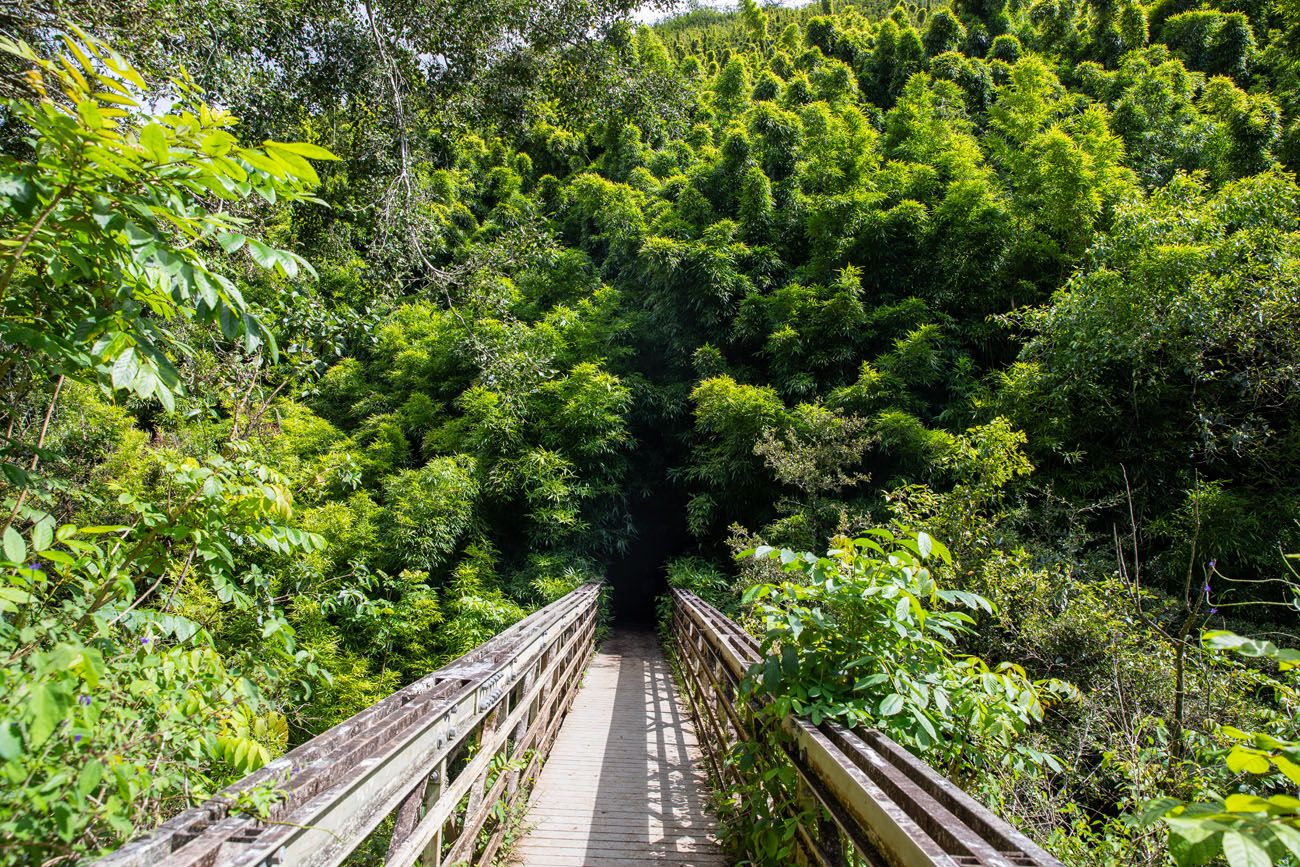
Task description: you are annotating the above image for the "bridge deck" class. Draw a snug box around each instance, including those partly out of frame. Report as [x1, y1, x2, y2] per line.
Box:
[512, 629, 727, 866]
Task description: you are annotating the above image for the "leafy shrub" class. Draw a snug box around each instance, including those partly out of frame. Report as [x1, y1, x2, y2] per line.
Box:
[740, 530, 1077, 774]
[0, 455, 323, 860]
[1147, 631, 1300, 866]
[665, 555, 733, 613]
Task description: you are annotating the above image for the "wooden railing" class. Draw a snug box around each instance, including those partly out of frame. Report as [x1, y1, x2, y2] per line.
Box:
[100, 583, 601, 867]
[671, 588, 1064, 867]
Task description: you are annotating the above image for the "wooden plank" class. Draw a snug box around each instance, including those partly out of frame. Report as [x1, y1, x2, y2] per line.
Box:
[512, 630, 729, 866]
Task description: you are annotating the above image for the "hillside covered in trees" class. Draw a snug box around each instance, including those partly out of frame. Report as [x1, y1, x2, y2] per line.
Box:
[1, 0, 1299, 862]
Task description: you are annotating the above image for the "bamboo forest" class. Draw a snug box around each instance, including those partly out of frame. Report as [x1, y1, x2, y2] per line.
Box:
[1, 0, 1299, 863]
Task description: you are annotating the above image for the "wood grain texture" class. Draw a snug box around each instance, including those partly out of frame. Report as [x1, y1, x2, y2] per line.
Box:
[511, 630, 728, 866]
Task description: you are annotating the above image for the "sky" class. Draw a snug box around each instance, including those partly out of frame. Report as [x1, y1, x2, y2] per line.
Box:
[632, 0, 817, 24]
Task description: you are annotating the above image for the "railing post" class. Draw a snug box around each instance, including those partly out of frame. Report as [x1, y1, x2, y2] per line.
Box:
[467, 706, 500, 818]
[506, 669, 535, 800]
[443, 706, 500, 866]
[420, 759, 447, 867]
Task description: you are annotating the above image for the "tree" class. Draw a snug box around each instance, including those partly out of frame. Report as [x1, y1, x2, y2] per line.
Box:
[740, 0, 769, 46]
[922, 10, 968, 57]
[1003, 171, 1300, 583]
[685, 376, 788, 536]
[753, 402, 872, 546]
[715, 56, 753, 115]
[0, 28, 329, 415]
[1161, 11, 1255, 81]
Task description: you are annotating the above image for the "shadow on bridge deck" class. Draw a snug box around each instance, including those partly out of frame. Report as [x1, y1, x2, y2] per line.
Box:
[511, 629, 728, 866]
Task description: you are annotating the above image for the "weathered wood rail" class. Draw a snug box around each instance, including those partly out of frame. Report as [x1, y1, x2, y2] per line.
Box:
[99, 583, 600, 867]
[671, 588, 1064, 867]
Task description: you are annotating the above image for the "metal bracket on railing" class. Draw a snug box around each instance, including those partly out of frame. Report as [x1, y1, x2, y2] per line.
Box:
[478, 664, 510, 713]
[670, 588, 1063, 867]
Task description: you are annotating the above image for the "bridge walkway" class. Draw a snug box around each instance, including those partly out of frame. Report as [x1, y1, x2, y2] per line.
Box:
[512, 629, 727, 866]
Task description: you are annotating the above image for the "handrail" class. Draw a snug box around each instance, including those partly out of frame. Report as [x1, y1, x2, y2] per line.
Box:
[100, 582, 601, 867]
[671, 587, 1064, 867]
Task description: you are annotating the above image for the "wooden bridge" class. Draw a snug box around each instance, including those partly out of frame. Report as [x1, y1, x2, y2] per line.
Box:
[99, 585, 1064, 867]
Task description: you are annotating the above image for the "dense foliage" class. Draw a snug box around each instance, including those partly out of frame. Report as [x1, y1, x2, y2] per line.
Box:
[3, 0, 1300, 862]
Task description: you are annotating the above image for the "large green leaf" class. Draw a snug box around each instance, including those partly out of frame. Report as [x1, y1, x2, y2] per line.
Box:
[3, 528, 27, 564]
[28, 682, 68, 748]
[1221, 831, 1271, 867]
[264, 140, 339, 160]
